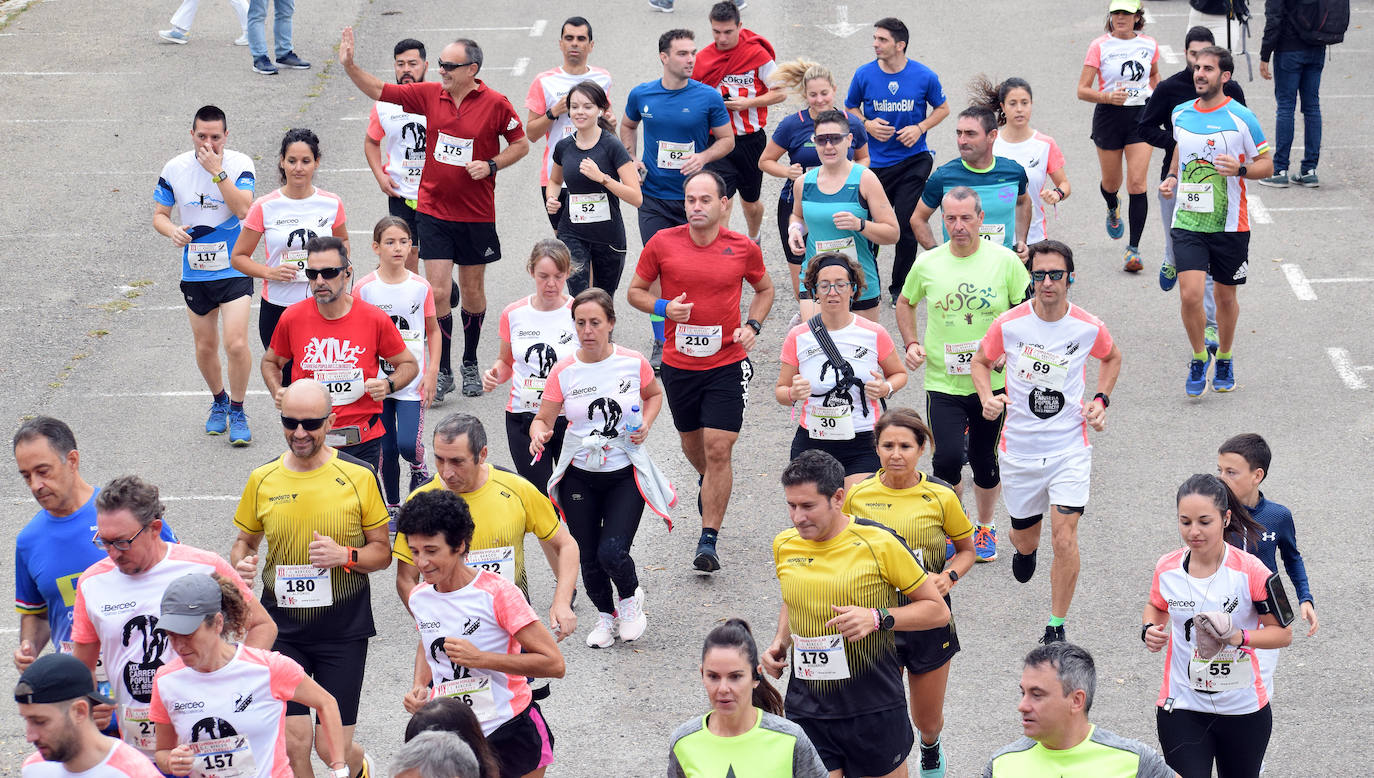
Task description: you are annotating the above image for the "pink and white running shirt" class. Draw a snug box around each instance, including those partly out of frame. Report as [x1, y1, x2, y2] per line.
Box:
[780, 316, 893, 434]
[23, 740, 163, 777]
[243, 188, 347, 306]
[525, 66, 614, 186]
[498, 296, 576, 414]
[993, 132, 1065, 243]
[367, 101, 427, 200]
[980, 302, 1114, 458]
[542, 345, 655, 472]
[149, 645, 305, 778]
[408, 571, 539, 736]
[355, 270, 436, 402]
[1084, 33, 1159, 105]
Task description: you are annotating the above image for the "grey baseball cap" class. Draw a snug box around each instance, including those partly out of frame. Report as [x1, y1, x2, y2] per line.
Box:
[158, 573, 222, 635]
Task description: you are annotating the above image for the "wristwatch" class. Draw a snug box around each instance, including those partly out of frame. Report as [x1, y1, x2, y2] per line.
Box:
[545, 107, 556, 121]
[1094, 392, 1110, 408]
[486, 159, 498, 177]
[386, 376, 396, 394]
[210, 170, 228, 184]
[1140, 623, 1154, 644]
[745, 318, 763, 335]
[876, 607, 895, 631]
[946, 569, 960, 583]
[1237, 164, 1248, 178]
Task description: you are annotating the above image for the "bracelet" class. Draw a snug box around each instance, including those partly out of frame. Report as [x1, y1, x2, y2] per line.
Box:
[857, 218, 866, 232]
[905, 341, 919, 350]
[872, 609, 881, 630]
[788, 222, 805, 233]
[1054, 185, 1066, 200]
[1240, 628, 1249, 647]
[1094, 392, 1110, 408]
[653, 298, 669, 317]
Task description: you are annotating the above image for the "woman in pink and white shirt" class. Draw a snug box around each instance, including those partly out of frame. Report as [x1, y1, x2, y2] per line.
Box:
[977, 76, 1072, 244]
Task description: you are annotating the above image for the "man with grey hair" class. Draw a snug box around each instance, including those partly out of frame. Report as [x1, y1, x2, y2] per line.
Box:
[392, 731, 479, 778]
[983, 642, 1175, 777]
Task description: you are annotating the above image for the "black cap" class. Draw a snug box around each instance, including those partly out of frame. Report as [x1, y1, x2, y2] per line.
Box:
[14, 653, 113, 706]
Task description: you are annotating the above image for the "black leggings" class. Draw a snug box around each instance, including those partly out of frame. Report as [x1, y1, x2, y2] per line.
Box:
[776, 195, 803, 265]
[504, 411, 568, 495]
[1156, 704, 1271, 778]
[258, 299, 292, 384]
[873, 152, 934, 297]
[926, 390, 1003, 489]
[557, 465, 643, 614]
[559, 232, 626, 297]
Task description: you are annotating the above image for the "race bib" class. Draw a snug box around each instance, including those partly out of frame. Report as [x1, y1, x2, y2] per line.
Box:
[315, 367, 365, 406]
[63, 641, 110, 683]
[518, 376, 546, 411]
[1120, 80, 1151, 107]
[807, 403, 855, 441]
[675, 323, 722, 358]
[813, 236, 857, 260]
[978, 224, 1006, 244]
[1189, 647, 1253, 692]
[432, 676, 498, 723]
[275, 564, 332, 608]
[1179, 182, 1214, 213]
[791, 634, 850, 681]
[187, 241, 230, 272]
[121, 704, 156, 751]
[1014, 344, 1069, 391]
[466, 546, 516, 583]
[434, 132, 474, 166]
[190, 736, 257, 778]
[283, 249, 308, 282]
[569, 192, 610, 223]
[945, 340, 980, 376]
[656, 140, 694, 170]
[402, 148, 426, 186]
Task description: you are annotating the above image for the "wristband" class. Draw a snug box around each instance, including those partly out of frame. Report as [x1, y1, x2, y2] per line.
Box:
[857, 218, 866, 232]
[788, 222, 805, 233]
[1054, 185, 1066, 200]
[386, 376, 396, 394]
[1094, 392, 1110, 408]
[653, 298, 670, 317]
[872, 609, 881, 630]
[1240, 628, 1249, 647]
[342, 547, 359, 572]
[905, 341, 920, 351]
[1140, 623, 1153, 644]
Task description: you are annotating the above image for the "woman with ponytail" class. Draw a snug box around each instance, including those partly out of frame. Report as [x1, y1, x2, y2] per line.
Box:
[667, 619, 827, 777]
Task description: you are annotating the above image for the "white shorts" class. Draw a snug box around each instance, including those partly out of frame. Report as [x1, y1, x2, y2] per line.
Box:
[999, 447, 1092, 519]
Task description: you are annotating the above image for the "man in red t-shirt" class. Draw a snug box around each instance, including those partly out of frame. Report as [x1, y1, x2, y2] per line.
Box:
[263, 236, 417, 468]
[339, 27, 529, 401]
[627, 171, 774, 573]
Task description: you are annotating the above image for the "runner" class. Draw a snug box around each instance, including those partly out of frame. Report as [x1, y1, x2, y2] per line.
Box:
[533, 289, 675, 646]
[973, 240, 1122, 644]
[231, 127, 350, 386]
[340, 27, 531, 399]
[758, 60, 869, 301]
[1159, 45, 1272, 396]
[667, 619, 828, 778]
[620, 28, 733, 368]
[546, 82, 641, 296]
[911, 105, 1030, 259]
[776, 253, 906, 484]
[627, 171, 773, 572]
[983, 642, 1173, 777]
[391, 732, 481, 778]
[480, 240, 578, 491]
[693, 1, 784, 242]
[842, 409, 976, 778]
[364, 38, 429, 274]
[71, 475, 275, 761]
[761, 450, 950, 778]
[355, 216, 439, 511]
[1077, 0, 1160, 272]
[392, 412, 580, 647]
[525, 16, 614, 231]
[396, 489, 564, 778]
[261, 236, 418, 468]
[845, 17, 950, 304]
[230, 379, 392, 778]
[158, 0, 248, 46]
[898, 187, 1030, 563]
[1142, 474, 1293, 777]
[149, 573, 348, 778]
[785, 109, 899, 322]
[154, 105, 256, 445]
[17, 653, 162, 777]
[974, 78, 1072, 244]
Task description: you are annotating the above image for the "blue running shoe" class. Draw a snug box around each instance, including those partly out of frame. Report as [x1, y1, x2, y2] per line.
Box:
[228, 408, 251, 446]
[973, 525, 997, 562]
[647, 0, 675, 11]
[1212, 358, 1236, 392]
[945, 537, 955, 563]
[1204, 325, 1219, 356]
[1106, 207, 1124, 239]
[1186, 356, 1211, 397]
[1123, 246, 1143, 273]
[918, 740, 946, 778]
[1158, 262, 1177, 291]
[205, 396, 229, 435]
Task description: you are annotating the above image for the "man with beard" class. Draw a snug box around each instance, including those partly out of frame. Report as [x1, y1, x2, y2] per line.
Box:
[365, 38, 430, 274]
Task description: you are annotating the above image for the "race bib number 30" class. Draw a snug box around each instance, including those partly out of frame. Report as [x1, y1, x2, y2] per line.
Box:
[945, 340, 980, 376]
[275, 564, 332, 607]
[1179, 182, 1214, 213]
[187, 241, 230, 272]
[1014, 345, 1069, 391]
[807, 403, 855, 441]
[791, 634, 850, 681]
[466, 546, 516, 583]
[190, 736, 257, 778]
[675, 323, 722, 358]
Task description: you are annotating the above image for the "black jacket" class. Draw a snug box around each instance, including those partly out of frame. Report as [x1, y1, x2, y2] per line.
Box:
[1138, 68, 1248, 180]
[1261, 0, 1325, 61]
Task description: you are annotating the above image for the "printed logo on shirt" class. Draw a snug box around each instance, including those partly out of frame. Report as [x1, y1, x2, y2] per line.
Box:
[523, 343, 559, 377]
[1028, 387, 1065, 419]
[618, 377, 633, 393]
[190, 717, 238, 741]
[558, 331, 574, 344]
[785, 557, 815, 567]
[428, 637, 469, 682]
[873, 99, 915, 112]
[402, 123, 426, 157]
[286, 228, 317, 250]
[1121, 59, 1146, 82]
[1261, 532, 1277, 542]
[887, 81, 899, 95]
[102, 601, 138, 614]
[588, 397, 623, 437]
[234, 692, 254, 713]
[186, 193, 224, 211]
[507, 117, 519, 131]
[121, 615, 169, 703]
[268, 493, 298, 504]
[171, 700, 205, 712]
[299, 338, 365, 370]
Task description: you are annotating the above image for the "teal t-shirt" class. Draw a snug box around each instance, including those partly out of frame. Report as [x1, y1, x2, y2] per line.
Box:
[921, 156, 1028, 250]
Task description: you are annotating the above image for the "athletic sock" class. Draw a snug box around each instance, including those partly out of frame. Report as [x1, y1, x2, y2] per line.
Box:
[1100, 185, 1119, 211]
[437, 313, 454, 372]
[228, 400, 244, 412]
[651, 316, 665, 343]
[212, 390, 228, 404]
[1048, 615, 1066, 628]
[1128, 192, 1148, 245]
[1193, 351, 1208, 362]
[461, 309, 485, 364]
[1217, 351, 1233, 360]
[699, 528, 719, 546]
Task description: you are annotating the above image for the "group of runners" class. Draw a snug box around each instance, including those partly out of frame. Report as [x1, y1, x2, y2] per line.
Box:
[13, 1, 1321, 777]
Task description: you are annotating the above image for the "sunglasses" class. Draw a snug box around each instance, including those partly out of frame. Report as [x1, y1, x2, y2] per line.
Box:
[281, 414, 330, 431]
[812, 133, 848, 147]
[1031, 270, 1068, 282]
[303, 267, 347, 280]
[437, 60, 476, 72]
[92, 523, 149, 551]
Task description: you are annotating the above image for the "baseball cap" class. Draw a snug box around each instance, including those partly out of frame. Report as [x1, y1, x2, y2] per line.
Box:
[158, 573, 222, 636]
[1109, 0, 1142, 12]
[15, 653, 113, 706]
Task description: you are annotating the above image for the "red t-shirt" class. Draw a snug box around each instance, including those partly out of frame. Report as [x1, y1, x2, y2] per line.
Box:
[269, 297, 408, 441]
[634, 226, 766, 370]
[378, 80, 525, 223]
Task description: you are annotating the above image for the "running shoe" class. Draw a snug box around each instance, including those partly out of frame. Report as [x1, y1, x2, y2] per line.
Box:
[918, 740, 946, 778]
[944, 537, 955, 563]
[1105, 207, 1124, 239]
[386, 504, 400, 534]
[360, 752, 377, 778]
[1292, 170, 1320, 188]
[228, 408, 252, 447]
[1257, 171, 1290, 188]
[1204, 325, 1219, 356]
[973, 525, 997, 563]
[159, 28, 189, 44]
[409, 465, 430, 494]
[233, 34, 249, 46]
[1040, 625, 1066, 645]
[733, 0, 748, 7]
[618, 587, 647, 642]
[434, 369, 455, 403]
[647, 0, 675, 11]
[1012, 549, 1037, 583]
[1186, 355, 1211, 397]
[586, 612, 616, 648]
[1158, 261, 1177, 291]
[460, 361, 481, 397]
[1212, 358, 1236, 392]
[205, 396, 230, 435]
[1123, 246, 1143, 273]
[275, 51, 311, 69]
[252, 55, 278, 75]
[693, 537, 721, 573]
[650, 340, 663, 373]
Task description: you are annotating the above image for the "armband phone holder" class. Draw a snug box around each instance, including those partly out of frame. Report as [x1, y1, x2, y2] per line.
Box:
[1258, 572, 1295, 627]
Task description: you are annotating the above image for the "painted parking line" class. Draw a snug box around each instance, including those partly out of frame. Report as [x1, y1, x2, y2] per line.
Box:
[1327, 348, 1372, 391]
[412, 21, 545, 35]
[91, 391, 272, 398]
[1281, 263, 1374, 301]
[1245, 191, 1271, 224]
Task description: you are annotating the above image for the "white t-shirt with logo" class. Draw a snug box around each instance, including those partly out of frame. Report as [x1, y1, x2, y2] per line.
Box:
[243, 188, 347, 306]
[993, 131, 1065, 244]
[155, 149, 257, 283]
[780, 316, 893, 435]
[1084, 33, 1159, 104]
[541, 345, 655, 472]
[368, 101, 427, 200]
[499, 296, 577, 414]
[354, 271, 436, 402]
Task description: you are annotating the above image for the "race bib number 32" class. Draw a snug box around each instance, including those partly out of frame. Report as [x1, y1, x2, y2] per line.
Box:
[945, 340, 980, 376]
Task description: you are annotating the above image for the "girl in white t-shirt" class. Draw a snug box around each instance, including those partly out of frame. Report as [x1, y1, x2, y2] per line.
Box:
[975, 77, 1072, 245]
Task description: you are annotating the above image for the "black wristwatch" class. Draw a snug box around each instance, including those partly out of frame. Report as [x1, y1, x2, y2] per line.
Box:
[1237, 164, 1248, 178]
[545, 107, 556, 121]
[386, 377, 396, 394]
[1094, 392, 1110, 408]
[486, 158, 498, 177]
[946, 569, 960, 583]
[745, 318, 763, 335]
[1140, 623, 1153, 644]
[877, 607, 895, 631]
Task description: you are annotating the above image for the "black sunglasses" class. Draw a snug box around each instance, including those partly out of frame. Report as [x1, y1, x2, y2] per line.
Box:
[303, 267, 347, 280]
[281, 414, 330, 431]
[813, 133, 848, 147]
[1031, 270, 1068, 282]
[437, 60, 476, 72]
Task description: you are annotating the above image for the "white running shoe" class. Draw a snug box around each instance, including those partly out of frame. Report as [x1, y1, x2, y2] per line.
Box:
[618, 587, 647, 642]
[585, 612, 616, 648]
[233, 34, 249, 46]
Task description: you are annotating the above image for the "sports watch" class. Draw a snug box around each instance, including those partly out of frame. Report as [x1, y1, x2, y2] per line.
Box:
[877, 607, 895, 631]
[746, 318, 763, 335]
[210, 170, 228, 184]
[946, 569, 960, 583]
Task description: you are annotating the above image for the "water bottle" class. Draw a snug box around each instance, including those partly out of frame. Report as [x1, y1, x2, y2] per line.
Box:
[624, 404, 643, 435]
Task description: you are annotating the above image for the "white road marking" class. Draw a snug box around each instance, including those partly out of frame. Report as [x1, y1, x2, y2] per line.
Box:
[529, 19, 547, 37]
[817, 5, 866, 37]
[1327, 348, 1371, 391]
[91, 391, 271, 397]
[1266, 206, 1357, 212]
[511, 57, 530, 77]
[0, 71, 144, 75]
[412, 26, 539, 33]
[1159, 44, 1180, 65]
[1281, 264, 1317, 301]
[1245, 191, 1272, 224]
[8, 495, 241, 504]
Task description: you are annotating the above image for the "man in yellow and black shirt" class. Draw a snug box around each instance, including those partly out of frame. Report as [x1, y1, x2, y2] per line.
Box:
[762, 449, 949, 778]
[392, 413, 578, 641]
[230, 379, 391, 778]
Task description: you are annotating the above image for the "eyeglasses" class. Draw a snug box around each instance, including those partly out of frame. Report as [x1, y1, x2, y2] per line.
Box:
[1031, 270, 1068, 282]
[92, 523, 149, 551]
[437, 60, 477, 72]
[281, 414, 331, 431]
[815, 281, 852, 294]
[303, 267, 347, 280]
[812, 133, 848, 147]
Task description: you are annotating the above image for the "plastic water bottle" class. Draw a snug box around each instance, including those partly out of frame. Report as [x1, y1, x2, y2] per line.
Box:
[624, 405, 643, 435]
